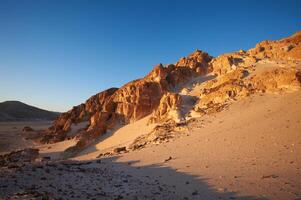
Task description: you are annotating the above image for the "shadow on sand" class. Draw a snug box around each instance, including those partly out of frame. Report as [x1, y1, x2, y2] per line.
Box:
[101, 156, 267, 200]
[0, 150, 267, 200]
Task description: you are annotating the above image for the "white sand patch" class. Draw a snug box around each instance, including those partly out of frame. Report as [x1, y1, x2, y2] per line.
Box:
[67, 121, 89, 137]
[37, 138, 78, 160]
[75, 115, 156, 160]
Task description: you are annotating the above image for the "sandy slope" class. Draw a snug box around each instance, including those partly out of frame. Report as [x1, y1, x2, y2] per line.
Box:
[76, 116, 156, 160]
[1, 91, 300, 200]
[75, 90, 301, 200]
[37, 138, 78, 160]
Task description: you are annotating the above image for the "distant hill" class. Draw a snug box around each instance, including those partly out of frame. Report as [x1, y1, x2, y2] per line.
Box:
[0, 101, 60, 122]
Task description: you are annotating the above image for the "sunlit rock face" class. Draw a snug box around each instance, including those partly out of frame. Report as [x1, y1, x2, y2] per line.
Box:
[41, 88, 118, 143]
[41, 31, 301, 154]
[175, 49, 212, 74]
[40, 47, 212, 146]
[193, 68, 301, 114]
[248, 30, 301, 61]
[149, 92, 183, 124]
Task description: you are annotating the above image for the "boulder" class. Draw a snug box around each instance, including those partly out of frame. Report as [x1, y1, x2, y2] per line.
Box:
[113, 146, 127, 154]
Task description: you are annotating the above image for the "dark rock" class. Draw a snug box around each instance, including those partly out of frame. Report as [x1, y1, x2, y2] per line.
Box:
[164, 156, 172, 162]
[41, 156, 51, 162]
[261, 174, 279, 179]
[113, 146, 127, 154]
[23, 126, 34, 132]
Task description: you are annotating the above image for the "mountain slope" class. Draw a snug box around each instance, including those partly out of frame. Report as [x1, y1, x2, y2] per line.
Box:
[1, 31, 301, 200]
[105, 91, 301, 200]
[40, 30, 301, 155]
[0, 101, 60, 121]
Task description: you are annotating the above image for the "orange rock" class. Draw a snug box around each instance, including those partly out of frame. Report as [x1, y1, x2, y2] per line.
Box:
[41, 88, 118, 143]
[175, 49, 212, 74]
[149, 92, 183, 124]
[248, 30, 301, 61]
[41, 31, 301, 154]
[111, 80, 166, 123]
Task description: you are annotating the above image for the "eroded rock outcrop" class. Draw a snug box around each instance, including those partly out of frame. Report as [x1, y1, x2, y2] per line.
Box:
[41, 48, 212, 153]
[107, 51, 212, 123]
[41, 88, 118, 143]
[111, 79, 167, 123]
[194, 67, 301, 114]
[210, 51, 254, 76]
[149, 92, 183, 124]
[190, 31, 301, 115]
[176, 50, 212, 74]
[40, 31, 301, 156]
[168, 50, 213, 87]
[248, 30, 301, 61]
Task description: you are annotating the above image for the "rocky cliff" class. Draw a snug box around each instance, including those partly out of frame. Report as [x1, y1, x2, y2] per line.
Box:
[40, 31, 301, 154]
[41, 50, 212, 146]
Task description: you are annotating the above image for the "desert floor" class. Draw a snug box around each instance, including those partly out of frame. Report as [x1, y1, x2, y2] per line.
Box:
[0, 121, 51, 155]
[0, 91, 300, 200]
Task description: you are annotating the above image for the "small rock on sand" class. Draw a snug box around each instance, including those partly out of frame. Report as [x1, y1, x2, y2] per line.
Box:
[164, 156, 172, 162]
[113, 146, 127, 154]
[22, 126, 34, 132]
[261, 174, 279, 179]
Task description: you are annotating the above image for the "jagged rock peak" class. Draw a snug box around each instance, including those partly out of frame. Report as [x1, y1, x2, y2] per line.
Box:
[175, 49, 213, 75]
[40, 48, 213, 146]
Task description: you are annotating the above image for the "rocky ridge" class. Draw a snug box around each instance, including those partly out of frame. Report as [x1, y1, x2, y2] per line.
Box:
[41, 51, 213, 150]
[40, 31, 301, 155]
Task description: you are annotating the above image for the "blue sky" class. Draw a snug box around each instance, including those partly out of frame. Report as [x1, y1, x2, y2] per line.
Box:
[0, 0, 300, 112]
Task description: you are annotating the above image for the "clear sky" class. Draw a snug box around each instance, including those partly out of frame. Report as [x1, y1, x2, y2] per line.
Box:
[0, 0, 300, 112]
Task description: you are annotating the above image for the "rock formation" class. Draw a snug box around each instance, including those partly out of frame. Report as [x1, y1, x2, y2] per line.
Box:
[190, 31, 301, 115]
[149, 92, 183, 124]
[193, 67, 301, 114]
[40, 49, 213, 155]
[248, 30, 301, 61]
[41, 88, 118, 143]
[40, 31, 301, 155]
